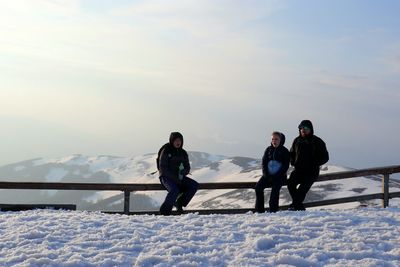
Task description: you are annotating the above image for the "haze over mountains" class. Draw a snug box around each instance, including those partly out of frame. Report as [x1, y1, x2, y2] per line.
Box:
[0, 153, 399, 212]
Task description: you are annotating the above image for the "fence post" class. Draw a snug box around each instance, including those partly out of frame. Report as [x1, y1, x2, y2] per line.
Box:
[382, 174, 389, 208]
[124, 190, 130, 214]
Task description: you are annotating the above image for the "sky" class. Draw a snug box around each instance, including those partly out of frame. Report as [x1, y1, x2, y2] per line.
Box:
[0, 0, 399, 169]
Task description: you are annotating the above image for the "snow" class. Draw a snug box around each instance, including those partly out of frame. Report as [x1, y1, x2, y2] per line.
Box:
[44, 168, 69, 182]
[0, 207, 399, 266]
[205, 153, 226, 163]
[320, 165, 353, 174]
[13, 165, 26, 172]
[2, 155, 400, 264]
[33, 155, 87, 166]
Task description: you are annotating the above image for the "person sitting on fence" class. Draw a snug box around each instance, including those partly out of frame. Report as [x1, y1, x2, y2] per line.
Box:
[287, 120, 329, 211]
[158, 132, 198, 215]
[255, 131, 290, 213]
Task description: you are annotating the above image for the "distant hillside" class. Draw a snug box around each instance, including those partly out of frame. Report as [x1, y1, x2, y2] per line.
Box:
[0, 153, 398, 211]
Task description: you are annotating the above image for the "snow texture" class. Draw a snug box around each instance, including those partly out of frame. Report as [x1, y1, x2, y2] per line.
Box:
[13, 166, 26, 172]
[44, 168, 69, 182]
[0, 207, 399, 266]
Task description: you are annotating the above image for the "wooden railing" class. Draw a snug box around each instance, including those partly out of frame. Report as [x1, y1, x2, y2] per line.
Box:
[0, 165, 399, 214]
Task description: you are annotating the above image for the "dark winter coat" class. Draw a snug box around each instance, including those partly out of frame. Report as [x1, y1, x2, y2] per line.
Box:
[290, 120, 329, 176]
[159, 132, 190, 185]
[262, 133, 290, 183]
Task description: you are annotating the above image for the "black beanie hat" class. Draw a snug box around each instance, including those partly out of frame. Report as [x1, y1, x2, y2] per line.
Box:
[169, 132, 184, 147]
[298, 120, 314, 135]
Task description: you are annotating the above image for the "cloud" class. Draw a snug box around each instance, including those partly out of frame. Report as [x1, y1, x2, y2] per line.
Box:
[104, 0, 289, 97]
[308, 71, 371, 90]
[0, 0, 290, 100]
[111, 0, 286, 39]
[209, 133, 238, 145]
[382, 43, 400, 74]
[0, 0, 81, 17]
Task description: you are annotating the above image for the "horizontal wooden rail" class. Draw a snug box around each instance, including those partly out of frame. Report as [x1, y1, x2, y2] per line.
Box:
[1, 165, 399, 191]
[0, 165, 399, 214]
[0, 181, 257, 191]
[317, 165, 400, 181]
[105, 193, 391, 216]
[390, 191, 400, 198]
[0, 204, 76, 212]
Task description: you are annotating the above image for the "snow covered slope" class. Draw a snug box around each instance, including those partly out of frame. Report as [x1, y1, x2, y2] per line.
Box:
[0, 153, 398, 211]
[0, 208, 399, 266]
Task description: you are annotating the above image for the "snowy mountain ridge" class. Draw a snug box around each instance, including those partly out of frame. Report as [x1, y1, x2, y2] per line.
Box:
[0, 153, 398, 211]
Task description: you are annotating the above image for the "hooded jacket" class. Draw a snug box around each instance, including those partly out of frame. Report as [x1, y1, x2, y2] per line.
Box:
[159, 132, 190, 184]
[262, 132, 290, 181]
[290, 120, 329, 174]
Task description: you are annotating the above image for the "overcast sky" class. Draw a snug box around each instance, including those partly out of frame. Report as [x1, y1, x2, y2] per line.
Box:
[1, 0, 399, 169]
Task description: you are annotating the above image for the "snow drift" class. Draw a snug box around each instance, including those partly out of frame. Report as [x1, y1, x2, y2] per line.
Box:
[0, 207, 399, 266]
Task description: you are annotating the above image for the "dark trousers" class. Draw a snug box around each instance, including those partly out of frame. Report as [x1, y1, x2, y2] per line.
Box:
[255, 175, 283, 213]
[159, 176, 198, 215]
[287, 170, 317, 210]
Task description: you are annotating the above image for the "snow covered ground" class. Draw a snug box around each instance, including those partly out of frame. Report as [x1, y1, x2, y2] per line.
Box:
[2, 154, 399, 265]
[1, 207, 399, 266]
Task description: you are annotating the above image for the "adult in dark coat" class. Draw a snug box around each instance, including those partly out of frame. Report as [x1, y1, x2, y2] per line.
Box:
[159, 132, 198, 215]
[287, 120, 329, 210]
[255, 131, 290, 213]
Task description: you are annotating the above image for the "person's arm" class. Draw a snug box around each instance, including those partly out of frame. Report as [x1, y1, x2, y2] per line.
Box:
[159, 147, 175, 179]
[289, 139, 297, 166]
[183, 150, 191, 176]
[314, 138, 329, 166]
[261, 148, 269, 177]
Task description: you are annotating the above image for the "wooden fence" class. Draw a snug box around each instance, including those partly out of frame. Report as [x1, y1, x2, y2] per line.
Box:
[0, 165, 399, 215]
